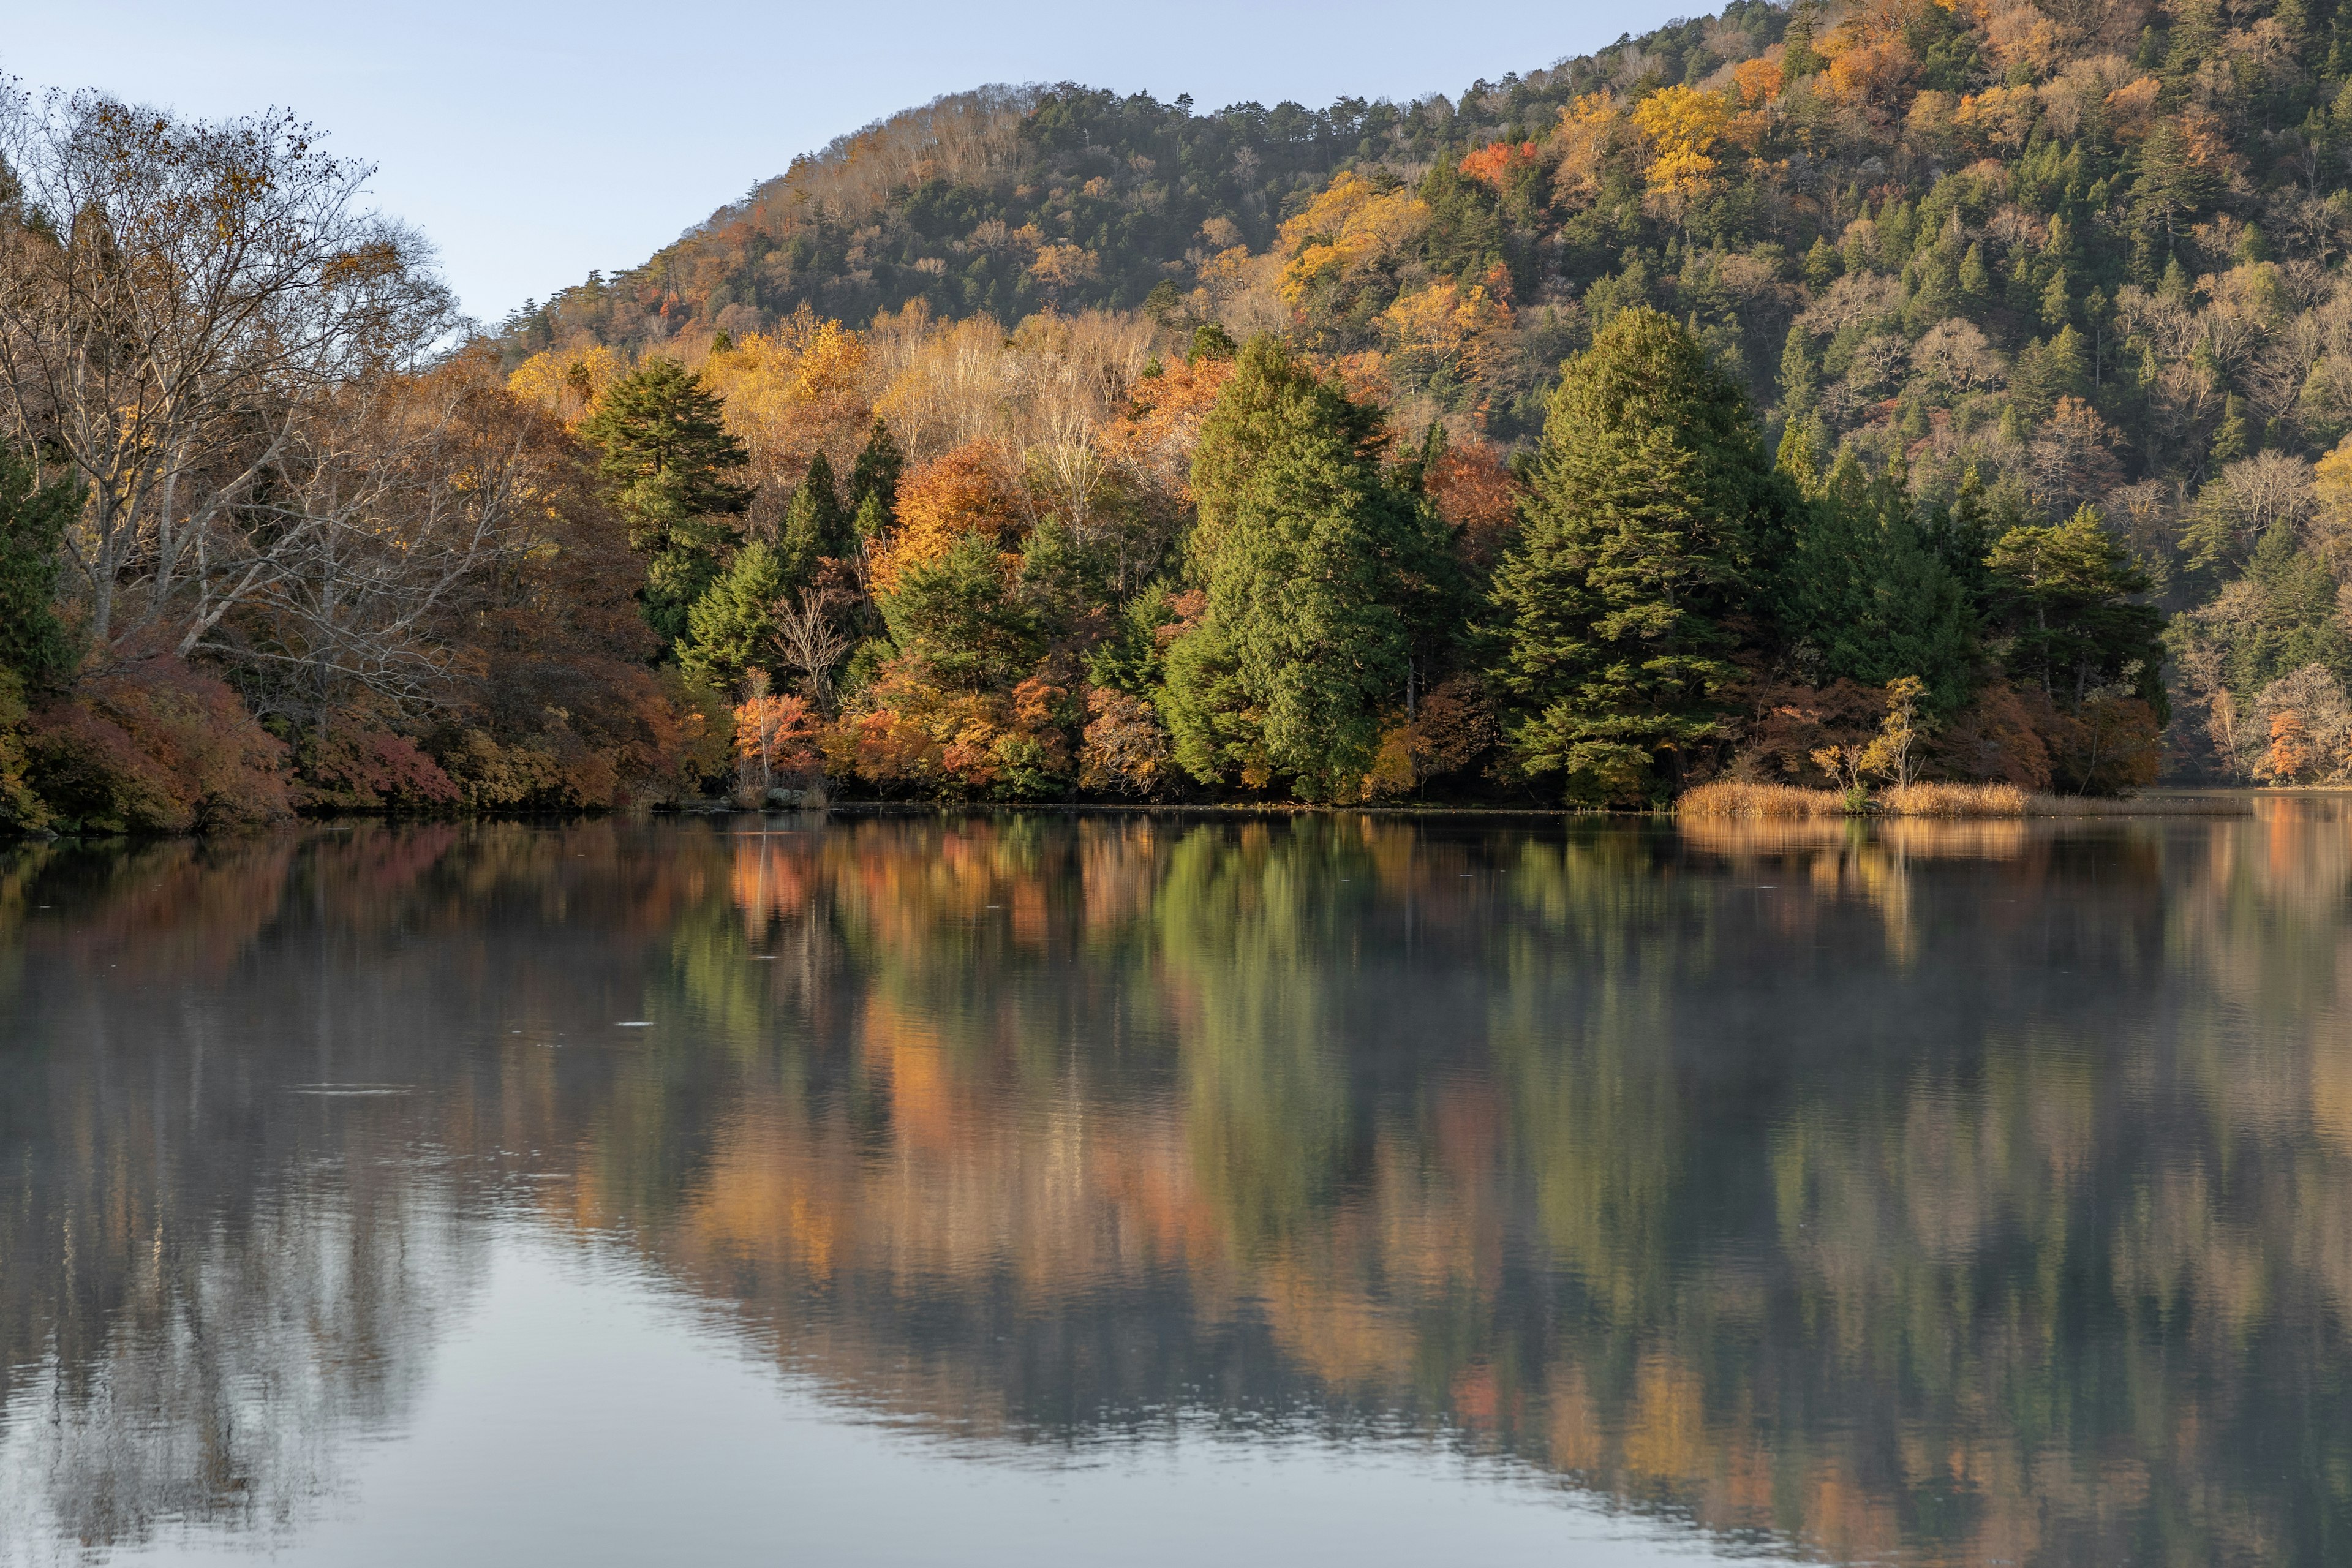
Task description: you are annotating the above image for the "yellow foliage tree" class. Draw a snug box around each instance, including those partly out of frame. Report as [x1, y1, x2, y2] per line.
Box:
[1551, 94, 1621, 208]
[1273, 173, 1431, 308]
[699, 306, 873, 486]
[1378, 277, 1515, 406]
[507, 342, 630, 426]
[867, 442, 1027, 594]
[1630, 85, 1732, 203]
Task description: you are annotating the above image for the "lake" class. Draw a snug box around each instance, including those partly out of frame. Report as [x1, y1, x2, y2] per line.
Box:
[1, 805, 2347, 1566]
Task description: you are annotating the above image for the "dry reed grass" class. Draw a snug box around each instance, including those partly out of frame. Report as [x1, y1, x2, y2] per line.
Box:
[1675, 780, 1847, 817]
[1678, 780, 2252, 818]
[1880, 782, 2029, 816]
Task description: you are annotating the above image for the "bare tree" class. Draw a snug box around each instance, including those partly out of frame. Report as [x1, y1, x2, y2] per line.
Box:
[0, 87, 453, 660]
[773, 586, 855, 712]
[201, 354, 555, 738]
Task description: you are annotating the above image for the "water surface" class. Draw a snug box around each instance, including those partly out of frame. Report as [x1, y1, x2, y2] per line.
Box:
[2, 805, 2348, 1566]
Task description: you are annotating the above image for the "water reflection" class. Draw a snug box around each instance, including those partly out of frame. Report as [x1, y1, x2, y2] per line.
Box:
[2, 804, 2350, 1564]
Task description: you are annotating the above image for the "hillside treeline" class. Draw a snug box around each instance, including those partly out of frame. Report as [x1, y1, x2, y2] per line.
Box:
[8, 0, 2352, 829]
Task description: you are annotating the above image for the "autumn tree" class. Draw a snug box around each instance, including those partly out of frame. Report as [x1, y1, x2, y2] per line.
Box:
[0, 89, 453, 658]
[1489, 308, 1788, 804]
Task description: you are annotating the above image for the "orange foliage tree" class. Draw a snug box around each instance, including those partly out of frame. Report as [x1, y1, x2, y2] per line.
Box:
[868, 442, 1028, 594]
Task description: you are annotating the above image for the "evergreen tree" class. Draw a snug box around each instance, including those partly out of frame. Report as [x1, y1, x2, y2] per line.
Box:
[0, 443, 80, 690]
[1489, 307, 1790, 804]
[677, 538, 786, 690]
[1778, 323, 1819, 418]
[1164, 336, 1447, 800]
[878, 530, 1042, 692]
[578, 358, 754, 654]
[1782, 0, 1826, 76]
[2209, 393, 2252, 467]
[1986, 505, 2168, 712]
[849, 418, 904, 525]
[2196, 521, 2352, 697]
[1779, 454, 1975, 707]
[780, 450, 853, 585]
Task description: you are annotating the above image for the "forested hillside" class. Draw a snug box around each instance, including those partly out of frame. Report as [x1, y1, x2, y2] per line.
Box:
[8, 0, 2352, 831]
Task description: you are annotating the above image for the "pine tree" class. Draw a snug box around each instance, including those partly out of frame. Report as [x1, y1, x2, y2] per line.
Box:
[849, 418, 904, 525]
[578, 358, 754, 653]
[1958, 242, 1992, 300]
[2209, 393, 2252, 466]
[878, 529, 1041, 692]
[1782, 0, 1826, 77]
[1779, 323, 1818, 418]
[780, 450, 852, 585]
[1164, 336, 1449, 800]
[1779, 454, 1975, 708]
[1488, 307, 1789, 804]
[1986, 505, 2167, 711]
[677, 539, 788, 691]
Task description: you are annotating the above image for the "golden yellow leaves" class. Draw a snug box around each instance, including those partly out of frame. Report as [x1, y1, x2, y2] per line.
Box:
[701, 307, 872, 472]
[1952, 85, 2039, 151]
[1631, 85, 1732, 200]
[867, 442, 1025, 595]
[1273, 173, 1430, 306]
[1733, 58, 1785, 108]
[1551, 94, 1621, 207]
[507, 342, 630, 426]
[1028, 241, 1101, 293]
[1378, 276, 1514, 402]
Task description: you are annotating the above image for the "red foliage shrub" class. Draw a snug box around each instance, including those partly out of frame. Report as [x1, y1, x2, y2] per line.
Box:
[295, 728, 462, 812]
[24, 659, 291, 833]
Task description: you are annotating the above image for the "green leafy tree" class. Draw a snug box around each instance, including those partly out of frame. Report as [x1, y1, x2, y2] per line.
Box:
[1165, 336, 1446, 800]
[1488, 307, 1789, 803]
[578, 358, 754, 653]
[1986, 505, 2166, 712]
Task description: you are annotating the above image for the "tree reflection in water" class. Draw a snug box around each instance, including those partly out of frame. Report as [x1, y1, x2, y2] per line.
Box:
[1, 804, 2348, 1564]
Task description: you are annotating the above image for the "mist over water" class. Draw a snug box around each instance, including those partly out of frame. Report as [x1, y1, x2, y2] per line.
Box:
[2, 807, 2348, 1566]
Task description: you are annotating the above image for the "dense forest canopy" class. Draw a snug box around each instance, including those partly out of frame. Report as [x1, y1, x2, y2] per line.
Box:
[9, 0, 2352, 829]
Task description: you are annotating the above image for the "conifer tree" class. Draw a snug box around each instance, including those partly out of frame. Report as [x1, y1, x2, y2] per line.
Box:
[0, 444, 80, 690]
[1986, 505, 2167, 711]
[780, 451, 852, 586]
[849, 418, 904, 526]
[1778, 324, 1818, 418]
[878, 530, 1041, 692]
[1489, 307, 1789, 803]
[579, 358, 754, 654]
[1164, 336, 1447, 799]
[1779, 453, 1974, 707]
[677, 539, 786, 690]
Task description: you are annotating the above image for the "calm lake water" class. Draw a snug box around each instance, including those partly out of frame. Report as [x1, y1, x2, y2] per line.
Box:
[2, 805, 2348, 1566]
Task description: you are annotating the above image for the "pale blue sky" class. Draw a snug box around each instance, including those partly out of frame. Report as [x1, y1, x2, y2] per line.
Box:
[7, 2, 1692, 325]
